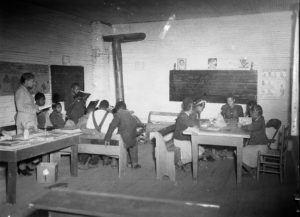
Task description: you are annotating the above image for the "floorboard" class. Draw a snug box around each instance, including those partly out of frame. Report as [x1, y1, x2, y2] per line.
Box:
[0, 141, 298, 217]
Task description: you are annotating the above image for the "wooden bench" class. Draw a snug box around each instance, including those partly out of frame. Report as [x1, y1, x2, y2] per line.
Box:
[154, 124, 179, 182]
[146, 111, 178, 141]
[57, 133, 127, 177]
[29, 188, 218, 217]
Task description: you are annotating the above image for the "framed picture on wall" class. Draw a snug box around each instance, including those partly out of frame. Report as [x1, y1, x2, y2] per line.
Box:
[208, 58, 217, 69]
[177, 58, 187, 70]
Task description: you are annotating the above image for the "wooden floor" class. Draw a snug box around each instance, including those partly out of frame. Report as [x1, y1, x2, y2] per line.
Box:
[0, 141, 298, 217]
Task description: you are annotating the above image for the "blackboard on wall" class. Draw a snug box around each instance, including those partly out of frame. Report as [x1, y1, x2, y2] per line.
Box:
[0, 61, 50, 96]
[50, 65, 84, 107]
[170, 70, 257, 104]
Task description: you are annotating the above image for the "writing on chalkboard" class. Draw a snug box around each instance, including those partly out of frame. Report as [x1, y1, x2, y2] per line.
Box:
[0, 61, 49, 96]
[169, 70, 257, 104]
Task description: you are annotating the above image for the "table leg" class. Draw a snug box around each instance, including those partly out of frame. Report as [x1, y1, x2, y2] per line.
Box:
[236, 146, 243, 184]
[191, 137, 199, 182]
[7, 162, 17, 204]
[42, 154, 50, 162]
[70, 144, 78, 176]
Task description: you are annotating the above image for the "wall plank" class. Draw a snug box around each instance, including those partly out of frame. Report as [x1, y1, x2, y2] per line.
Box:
[0, 1, 93, 127]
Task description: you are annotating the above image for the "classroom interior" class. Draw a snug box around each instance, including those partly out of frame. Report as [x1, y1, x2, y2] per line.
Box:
[0, 0, 299, 216]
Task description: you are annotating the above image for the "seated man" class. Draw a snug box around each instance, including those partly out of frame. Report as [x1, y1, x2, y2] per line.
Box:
[78, 100, 114, 169]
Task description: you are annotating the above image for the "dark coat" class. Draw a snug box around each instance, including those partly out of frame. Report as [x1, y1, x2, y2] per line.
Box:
[244, 116, 269, 145]
[173, 111, 194, 141]
[104, 109, 140, 148]
[50, 111, 65, 129]
[66, 97, 86, 124]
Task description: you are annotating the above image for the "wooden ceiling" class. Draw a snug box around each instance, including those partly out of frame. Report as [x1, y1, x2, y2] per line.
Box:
[14, 0, 300, 24]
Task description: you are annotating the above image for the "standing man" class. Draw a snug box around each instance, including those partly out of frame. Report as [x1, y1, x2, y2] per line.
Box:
[15, 72, 39, 175]
[15, 72, 39, 134]
[65, 83, 87, 124]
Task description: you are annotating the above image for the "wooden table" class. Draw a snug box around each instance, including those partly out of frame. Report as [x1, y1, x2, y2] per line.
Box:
[184, 126, 250, 184]
[0, 131, 81, 204]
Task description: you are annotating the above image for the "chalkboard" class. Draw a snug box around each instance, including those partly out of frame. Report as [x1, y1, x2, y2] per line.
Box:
[170, 70, 257, 104]
[50, 65, 84, 106]
[0, 61, 50, 96]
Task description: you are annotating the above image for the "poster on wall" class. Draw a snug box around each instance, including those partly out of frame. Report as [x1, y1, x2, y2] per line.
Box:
[208, 58, 217, 69]
[260, 70, 287, 99]
[177, 58, 187, 70]
[0, 61, 50, 96]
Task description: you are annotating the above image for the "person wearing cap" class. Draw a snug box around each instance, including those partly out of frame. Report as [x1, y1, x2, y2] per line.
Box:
[190, 99, 206, 126]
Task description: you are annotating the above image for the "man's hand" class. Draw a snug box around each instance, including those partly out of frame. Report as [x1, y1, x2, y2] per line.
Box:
[104, 140, 110, 146]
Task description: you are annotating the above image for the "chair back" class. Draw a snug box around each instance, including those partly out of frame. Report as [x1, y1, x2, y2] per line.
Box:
[266, 119, 282, 148]
[279, 125, 289, 159]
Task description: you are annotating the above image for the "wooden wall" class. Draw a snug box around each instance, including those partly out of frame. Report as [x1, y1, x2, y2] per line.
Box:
[0, 1, 93, 127]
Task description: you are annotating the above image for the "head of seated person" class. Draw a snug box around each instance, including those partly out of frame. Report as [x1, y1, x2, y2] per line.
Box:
[35, 92, 46, 107]
[245, 100, 257, 117]
[221, 95, 243, 121]
[181, 97, 194, 114]
[193, 99, 206, 114]
[99, 100, 110, 111]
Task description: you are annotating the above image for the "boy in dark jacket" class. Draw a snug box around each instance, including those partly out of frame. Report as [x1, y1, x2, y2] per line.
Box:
[104, 101, 142, 169]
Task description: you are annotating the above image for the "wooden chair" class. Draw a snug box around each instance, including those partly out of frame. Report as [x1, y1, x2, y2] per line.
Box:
[153, 124, 179, 181]
[146, 111, 178, 141]
[265, 119, 282, 149]
[257, 125, 289, 183]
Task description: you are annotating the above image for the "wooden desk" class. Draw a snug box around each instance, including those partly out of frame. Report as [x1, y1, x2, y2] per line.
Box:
[184, 126, 250, 184]
[0, 131, 81, 204]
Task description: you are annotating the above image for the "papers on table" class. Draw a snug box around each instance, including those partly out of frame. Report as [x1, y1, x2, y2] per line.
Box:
[52, 128, 81, 134]
[206, 127, 221, 131]
[239, 117, 252, 126]
[185, 127, 200, 134]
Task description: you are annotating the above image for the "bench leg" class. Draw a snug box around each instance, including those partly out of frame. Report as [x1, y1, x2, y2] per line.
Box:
[118, 145, 127, 177]
[7, 162, 17, 204]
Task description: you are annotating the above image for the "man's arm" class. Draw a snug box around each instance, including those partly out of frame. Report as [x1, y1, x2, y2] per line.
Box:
[104, 114, 120, 144]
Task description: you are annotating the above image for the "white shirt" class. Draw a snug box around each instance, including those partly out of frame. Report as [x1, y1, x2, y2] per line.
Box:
[86, 109, 114, 133]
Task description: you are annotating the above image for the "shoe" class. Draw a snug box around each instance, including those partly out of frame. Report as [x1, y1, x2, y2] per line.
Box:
[206, 156, 216, 162]
[132, 164, 141, 169]
[18, 168, 32, 176]
[78, 163, 89, 170]
[88, 163, 98, 168]
[26, 166, 34, 172]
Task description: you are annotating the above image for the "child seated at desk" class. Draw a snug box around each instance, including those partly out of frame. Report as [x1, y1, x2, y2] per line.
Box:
[174, 97, 204, 169]
[50, 103, 65, 129]
[239, 104, 269, 174]
[35, 92, 52, 129]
